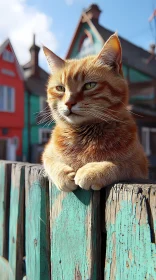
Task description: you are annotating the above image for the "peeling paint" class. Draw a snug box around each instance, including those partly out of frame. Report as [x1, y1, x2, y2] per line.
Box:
[105, 184, 156, 280]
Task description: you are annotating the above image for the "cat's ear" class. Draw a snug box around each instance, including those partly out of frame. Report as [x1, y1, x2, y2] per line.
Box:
[43, 46, 65, 74]
[95, 33, 122, 72]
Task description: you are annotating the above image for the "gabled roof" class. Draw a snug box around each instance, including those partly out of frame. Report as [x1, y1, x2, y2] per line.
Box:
[0, 38, 24, 80]
[66, 11, 156, 79]
[94, 22, 156, 79]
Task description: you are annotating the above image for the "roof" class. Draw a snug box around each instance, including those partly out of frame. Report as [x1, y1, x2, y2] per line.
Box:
[93, 22, 156, 79]
[0, 38, 24, 80]
[0, 39, 9, 55]
[66, 11, 156, 79]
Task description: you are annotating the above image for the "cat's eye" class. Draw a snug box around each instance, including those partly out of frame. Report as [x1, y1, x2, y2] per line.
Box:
[56, 85, 65, 92]
[83, 82, 97, 91]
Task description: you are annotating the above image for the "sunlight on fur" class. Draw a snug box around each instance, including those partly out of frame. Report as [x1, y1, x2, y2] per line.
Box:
[42, 33, 148, 192]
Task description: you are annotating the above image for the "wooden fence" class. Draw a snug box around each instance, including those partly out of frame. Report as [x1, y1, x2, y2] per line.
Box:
[0, 160, 156, 280]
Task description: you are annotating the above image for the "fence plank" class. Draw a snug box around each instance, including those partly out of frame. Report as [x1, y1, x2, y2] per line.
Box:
[49, 183, 101, 280]
[0, 161, 11, 259]
[25, 165, 50, 280]
[104, 183, 156, 280]
[9, 163, 25, 280]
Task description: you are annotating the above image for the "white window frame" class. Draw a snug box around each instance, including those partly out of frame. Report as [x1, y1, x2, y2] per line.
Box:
[12, 136, 19, 149]
[0, 86, 15, 112]
[3, 50, 14, 63]
[1, 69, 15, 77]
[39, 128, 51, 144]
[141, 127, 156, 156]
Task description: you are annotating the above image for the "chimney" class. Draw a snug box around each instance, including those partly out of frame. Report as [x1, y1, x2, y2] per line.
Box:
[149, 43, 155, 55]
[29, 34, 40, 77]
[84, 4, 101, 23]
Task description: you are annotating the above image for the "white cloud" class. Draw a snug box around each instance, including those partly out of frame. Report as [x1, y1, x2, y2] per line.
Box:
[65, 0, 74, 5]
[0, 0, 58, 67]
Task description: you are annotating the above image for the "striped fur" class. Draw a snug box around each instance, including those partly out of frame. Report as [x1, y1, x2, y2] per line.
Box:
[42, 34, 148, 192]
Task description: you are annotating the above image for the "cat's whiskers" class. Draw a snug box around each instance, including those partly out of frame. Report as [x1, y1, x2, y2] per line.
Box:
[78, 108, 114, 124]
[88, 109, 128, 124]
[86, 111, 111, 124]
[34, 105, 50, 115]
[87, 104, 120, 115]
[37, 114, 53, 125]
[87, 103, 130, 123]
[42, 119, 54, 128]
[119, 101, 143, 118]
[80, 105, 127, 124]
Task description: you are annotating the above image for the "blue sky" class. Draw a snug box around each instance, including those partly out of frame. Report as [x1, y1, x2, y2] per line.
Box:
[0, 0, 156, 71]
[28, 0, 156, 56]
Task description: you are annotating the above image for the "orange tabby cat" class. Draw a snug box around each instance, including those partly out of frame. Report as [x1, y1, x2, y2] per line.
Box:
[42, 33, 148, 192]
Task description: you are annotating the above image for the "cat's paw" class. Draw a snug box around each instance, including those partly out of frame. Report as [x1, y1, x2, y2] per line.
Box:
[75, 163, 105, 191]
[51, 166, 78, 192]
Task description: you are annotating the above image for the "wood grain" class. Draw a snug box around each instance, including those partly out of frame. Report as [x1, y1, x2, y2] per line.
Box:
[49, 182, 101, 280]
[25, 165, 50, 280]
[0, 161, 11, 259]
[1, 160, 156, 280]
[8, 163, 25, 280]
[104, 183, 156, 280]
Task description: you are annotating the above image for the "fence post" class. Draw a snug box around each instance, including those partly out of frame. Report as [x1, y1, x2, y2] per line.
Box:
[25, 165, 50, 280]
[104, 183, 156, 280]
[8, 163, 25, 280]
[49, 182, 101, 280]
[0, 161, 11, 259]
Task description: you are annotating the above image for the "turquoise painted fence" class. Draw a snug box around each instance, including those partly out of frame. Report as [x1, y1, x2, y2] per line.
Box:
[0, 160, 156, 280]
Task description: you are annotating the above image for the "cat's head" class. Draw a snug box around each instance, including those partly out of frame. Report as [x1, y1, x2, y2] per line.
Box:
[43, 33, 128, 125]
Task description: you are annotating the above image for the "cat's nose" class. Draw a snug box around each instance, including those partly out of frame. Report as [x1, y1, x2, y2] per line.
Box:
[65, 100, 76, 110]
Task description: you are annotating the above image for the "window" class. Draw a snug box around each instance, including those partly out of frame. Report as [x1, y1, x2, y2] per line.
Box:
[141, 127, 156, 156]
[3, 50, 14, 62]
[39, 128, 51, 144]
[0, 86, 15, 112]
[78, 37, 95, 58]
[1, 69, 15, 77]
[12, 136, 19, 149]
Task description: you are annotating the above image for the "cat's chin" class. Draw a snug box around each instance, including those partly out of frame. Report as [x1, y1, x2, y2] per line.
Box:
[64, 113, 85, 125]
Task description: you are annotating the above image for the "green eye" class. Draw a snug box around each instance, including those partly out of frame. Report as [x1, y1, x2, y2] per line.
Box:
[56, 85, 65, 92]
[83, 82, 97, 90]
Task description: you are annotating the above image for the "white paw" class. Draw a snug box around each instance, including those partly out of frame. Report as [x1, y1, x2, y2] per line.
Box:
[74, 163, 104, 191]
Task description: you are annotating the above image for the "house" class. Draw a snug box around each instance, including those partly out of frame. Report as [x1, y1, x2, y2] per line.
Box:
[22, 35, 51, 163]
[0, 39, 24, 161]
[65, 4, 156, 179]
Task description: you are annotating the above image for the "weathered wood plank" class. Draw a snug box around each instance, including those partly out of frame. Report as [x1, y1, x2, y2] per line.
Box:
[9, 163, 25, 280]
[25, 165, 50, 280]
[0, 161, 11, 259]
[104, 183, 156, 280]
[49, 183, 101, 280]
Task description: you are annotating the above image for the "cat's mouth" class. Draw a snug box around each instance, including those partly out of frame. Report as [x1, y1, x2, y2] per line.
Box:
[63, 108, 80, 117]
[67, 111, 80, 117]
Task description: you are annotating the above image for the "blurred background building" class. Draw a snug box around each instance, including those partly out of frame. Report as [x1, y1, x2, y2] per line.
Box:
[23, 35, 50, 163]
[0, 39, 24, 161]
[0, 3, 156, 178]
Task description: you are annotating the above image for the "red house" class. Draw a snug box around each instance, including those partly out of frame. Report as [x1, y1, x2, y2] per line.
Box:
[0, 39, 24, 160]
